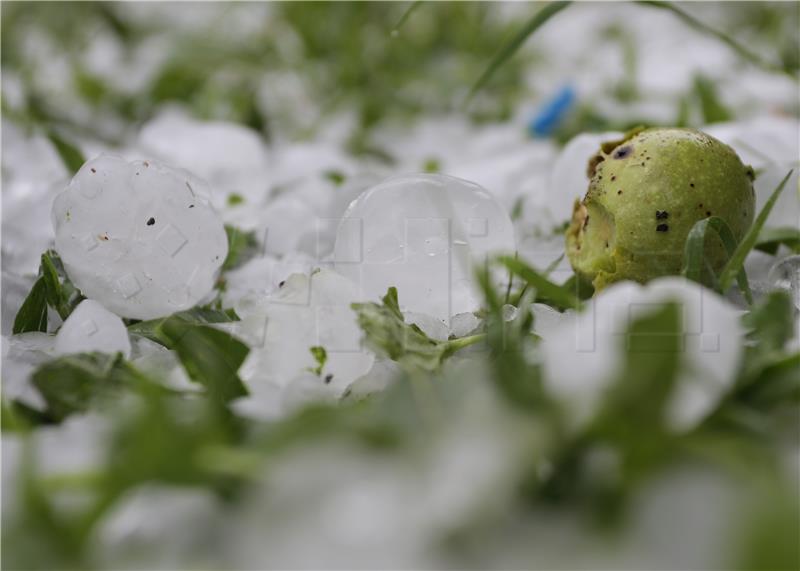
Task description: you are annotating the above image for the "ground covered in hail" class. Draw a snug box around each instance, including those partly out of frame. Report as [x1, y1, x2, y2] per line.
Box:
[1, 2, 799, 569]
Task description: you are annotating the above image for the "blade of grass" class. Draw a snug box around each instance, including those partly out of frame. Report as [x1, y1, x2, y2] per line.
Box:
[391, 1, 423, 35]
[682, 215, 751, 303]
[637, 1, 793, 79]
[47, 130, 85, 175]
[499, 256, 580, 311]
[467, 1, 571, 102]
[719, 170, 794, 294]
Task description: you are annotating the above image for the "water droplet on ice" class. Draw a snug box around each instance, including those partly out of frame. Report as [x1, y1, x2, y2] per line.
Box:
[502, 304, 519, 322]
[768, 255, 800, 309]
[334, 173, 515, 322]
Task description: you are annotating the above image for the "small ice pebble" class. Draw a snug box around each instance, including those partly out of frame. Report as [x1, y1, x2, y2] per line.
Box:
[334, 173, 515, 323]
[539, 277, 744, 432]
[55, 299, 131, 357]
[235, 270, 374, 398]
[51, 155, 228, 319]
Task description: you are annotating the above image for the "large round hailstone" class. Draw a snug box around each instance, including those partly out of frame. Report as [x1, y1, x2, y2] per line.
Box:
[138, 111, 268, 206]
[51, 155, 228, 320]
[539, 277, 744, 432]
[234, 270, 374, 416]
[54, 299, 131, 357]
[333, 174, 516, 323]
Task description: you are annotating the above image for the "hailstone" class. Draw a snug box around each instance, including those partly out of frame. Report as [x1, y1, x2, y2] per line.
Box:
[54, 299, 131, 357]
[566, 128, 755, 290]
[234, 270, 374, 411]
[334, 173, 516, 323]
[539, 277, 744, 432]
[51, 155, 228, 320]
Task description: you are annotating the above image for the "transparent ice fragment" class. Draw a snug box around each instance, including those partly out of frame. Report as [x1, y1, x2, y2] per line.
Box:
[767, 255, 800, 309]
[334, 174, 515, 323]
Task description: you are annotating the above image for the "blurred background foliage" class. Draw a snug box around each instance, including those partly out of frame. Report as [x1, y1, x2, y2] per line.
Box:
[3, 1, 798, 155]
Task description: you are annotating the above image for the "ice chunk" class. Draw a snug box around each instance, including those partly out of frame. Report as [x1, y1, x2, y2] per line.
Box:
[334, 174, 515, 323]
[234, 270, 374, 416]
[768, 255, 800, 310]
[539, 277, 744, 432]
[403, 312, 449, 342]
[54, 299, 131, 357]
[450, 312, 481, 338]
[138, 111, 269, 206]
[51, 155, 228, 319]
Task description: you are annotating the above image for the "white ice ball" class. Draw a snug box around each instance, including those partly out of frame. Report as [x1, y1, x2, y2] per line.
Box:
[234, 270, 374, 416]
[51, 155, 228, 319]
[54, 299, 131, 358]
[539, 277, 745, 432]
[333, 173, 516, 323]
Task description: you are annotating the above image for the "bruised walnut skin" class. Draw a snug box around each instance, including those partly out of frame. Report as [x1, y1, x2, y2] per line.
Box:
[566, 128, 755, 290]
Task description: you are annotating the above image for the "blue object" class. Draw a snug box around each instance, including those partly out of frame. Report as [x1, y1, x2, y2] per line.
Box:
[529, 85, 576, 137]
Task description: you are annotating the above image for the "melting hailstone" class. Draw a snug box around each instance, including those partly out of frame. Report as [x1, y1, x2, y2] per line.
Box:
[767, 255, 800, 309]
[51, 155, 228, 320]
[55, 299, 131, 357]
[333, 173, 515, 322]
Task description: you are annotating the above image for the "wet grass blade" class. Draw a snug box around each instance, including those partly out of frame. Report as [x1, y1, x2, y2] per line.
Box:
[392, 1, 423, 35]
[499, 256, 580, 311]
[47, 130, 86, 175]
[719, 170, 794, 295]
[467, 1, 571, 102]
[682, 215, 751, 303]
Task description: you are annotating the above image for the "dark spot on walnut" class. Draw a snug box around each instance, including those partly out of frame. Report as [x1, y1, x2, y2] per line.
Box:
[90, 168, 96, 173]
[611, 175, 616, 181]
[188, 204, 195, 208]
[324, 374, 333, 384]
[279, 280, 286, 288]
[146, 217, 155, 226]
[617, 190, 623, 195]
[706, 211, 712, 216]
[656, 210, 668, 220]
[656, 223, 669, 232]
[613, 145, 633, 159]
[689, 182, 695, 188]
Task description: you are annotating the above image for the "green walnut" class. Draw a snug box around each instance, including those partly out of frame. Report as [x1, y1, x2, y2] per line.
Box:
[566, 127, 755, 290]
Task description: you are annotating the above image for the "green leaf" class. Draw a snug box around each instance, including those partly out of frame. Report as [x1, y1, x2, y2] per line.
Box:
[467, 1, 571, 101]
[754, 226, 800, 255]
[31, 353, 151, 422]
[589, 303, 683, 479]
[476, 265, 547, 411]
[223, 225, 260, 271]
[692, 74, 733, 124]
[682, 215, 752, 303]
[719, 170, 793, 294]
[307, 346, 328, 376]
[127, 306, 240, 347]
[155, 316, 249, 403]
[46, 130, 85, 175]
[500, 256, 581, 311]
[351, 287, 483, 372]
[742, 291, 795, 354]
[12, 277, 49, 334]
[13, 250, 85, 333]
